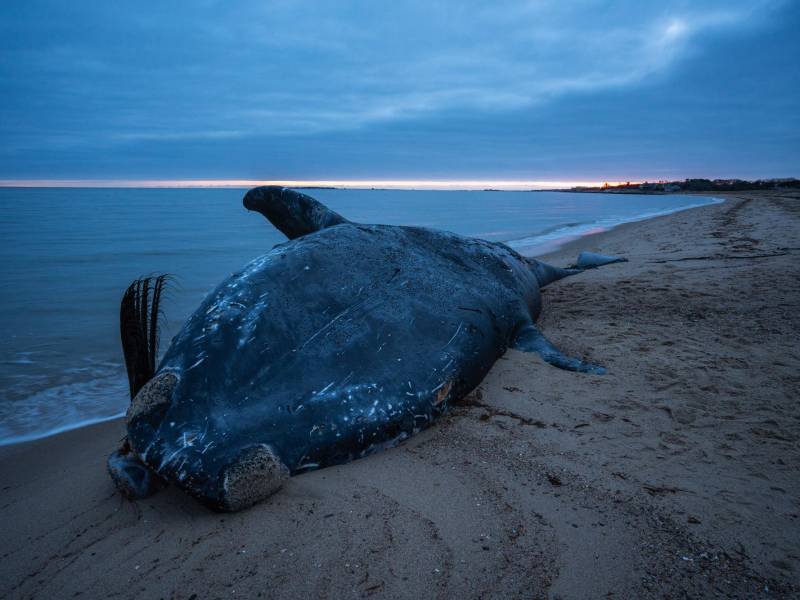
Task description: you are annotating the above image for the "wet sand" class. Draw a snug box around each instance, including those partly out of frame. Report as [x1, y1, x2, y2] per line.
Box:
[1, 190, 798, 599]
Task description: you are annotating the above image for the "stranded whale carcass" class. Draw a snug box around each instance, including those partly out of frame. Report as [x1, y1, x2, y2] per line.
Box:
[108, 187, 626, 510]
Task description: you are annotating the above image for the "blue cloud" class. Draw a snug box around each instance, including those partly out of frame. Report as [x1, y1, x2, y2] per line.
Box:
[0, 0, 797, 179]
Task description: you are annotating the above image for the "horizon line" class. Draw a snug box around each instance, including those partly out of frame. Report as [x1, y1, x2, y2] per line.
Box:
[0, 178, 638, 191]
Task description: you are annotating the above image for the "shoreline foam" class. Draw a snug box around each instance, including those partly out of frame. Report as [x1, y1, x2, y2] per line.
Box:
[0, 411, 126, 447]
[506, 195, 724, 256]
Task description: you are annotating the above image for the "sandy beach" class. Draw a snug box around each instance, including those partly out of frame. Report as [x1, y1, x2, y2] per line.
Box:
[1, 189, 798, 599]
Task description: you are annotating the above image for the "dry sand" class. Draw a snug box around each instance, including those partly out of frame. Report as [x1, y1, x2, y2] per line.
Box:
[1, 190, 798, 599]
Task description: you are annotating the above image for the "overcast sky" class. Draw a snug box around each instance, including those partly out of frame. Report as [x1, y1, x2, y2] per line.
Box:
[1, 0, 798, 182]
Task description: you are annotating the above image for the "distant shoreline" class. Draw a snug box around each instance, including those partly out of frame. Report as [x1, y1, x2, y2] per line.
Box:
[564, 178, 799, 195]
[0, 184, 739, 195]
[0, 181, 643, 192]
[1, 176, 796, 193]
[0, 184, 574, 192]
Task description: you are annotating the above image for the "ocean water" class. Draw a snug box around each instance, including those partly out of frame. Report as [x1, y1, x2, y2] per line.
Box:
[0, 187, 720, 445]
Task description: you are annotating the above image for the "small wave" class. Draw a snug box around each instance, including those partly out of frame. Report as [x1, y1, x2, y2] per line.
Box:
[0, 371, 129, 446]
[2, 351, 40, 366]
[0, 412, 126, 446]
[506, 196, 723, 256]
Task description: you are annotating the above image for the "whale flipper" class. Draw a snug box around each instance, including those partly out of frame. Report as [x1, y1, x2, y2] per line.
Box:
[243, 186, 350, 240]
[571, 251, 627, 269]
[512, 324, 605, 374]
[527, 252, 626, 287]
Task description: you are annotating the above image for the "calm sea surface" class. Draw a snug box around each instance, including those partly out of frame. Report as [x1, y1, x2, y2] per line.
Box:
[0, 188, 719, 444]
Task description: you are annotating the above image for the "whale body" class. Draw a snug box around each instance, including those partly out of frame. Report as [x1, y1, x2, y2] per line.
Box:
[108, 187, 625, 510]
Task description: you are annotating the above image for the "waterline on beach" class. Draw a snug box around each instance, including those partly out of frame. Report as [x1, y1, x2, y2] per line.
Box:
[507, 196, 724, 256]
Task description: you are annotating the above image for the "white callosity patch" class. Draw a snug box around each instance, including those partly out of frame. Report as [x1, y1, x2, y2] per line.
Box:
[221, 444, 289, 512]
[126, 371, 179, 425]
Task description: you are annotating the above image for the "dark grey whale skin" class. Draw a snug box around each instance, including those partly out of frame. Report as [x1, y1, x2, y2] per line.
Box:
[123, 187, 623, 510]
[129, 220, 542, 505]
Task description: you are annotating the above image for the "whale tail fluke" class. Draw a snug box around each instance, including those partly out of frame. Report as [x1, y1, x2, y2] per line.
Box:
[569, 251, 628, 270]
[528, 251, 627, 287]
[120, 275, 169, 399]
